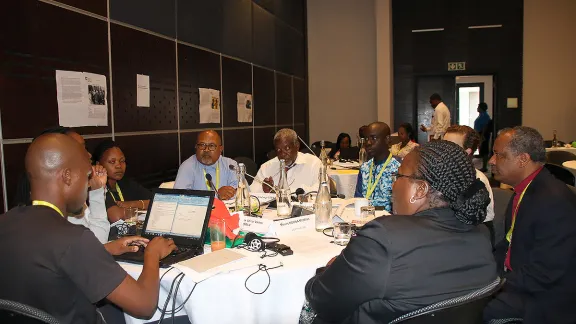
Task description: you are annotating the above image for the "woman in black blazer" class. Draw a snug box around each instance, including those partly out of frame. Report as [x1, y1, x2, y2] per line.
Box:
[305, 141, 497, 324]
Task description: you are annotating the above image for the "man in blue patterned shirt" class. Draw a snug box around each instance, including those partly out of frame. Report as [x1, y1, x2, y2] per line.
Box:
[354, 122, 401, 211]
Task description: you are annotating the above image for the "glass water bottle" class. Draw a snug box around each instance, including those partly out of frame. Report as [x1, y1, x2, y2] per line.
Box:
[235, 163, 251, 215]
[276, 159, 292, 217]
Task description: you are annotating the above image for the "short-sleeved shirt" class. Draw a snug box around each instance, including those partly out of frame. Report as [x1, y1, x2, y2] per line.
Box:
[0, 205, 127, 323]
[354, 157, 401, 211]
[105, 178, 153, 210]
[174, 155, 238, 191]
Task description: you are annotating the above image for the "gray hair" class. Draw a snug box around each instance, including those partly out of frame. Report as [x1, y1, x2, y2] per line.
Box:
[499, 126, 546, 163]
[274, 128, 298, 146]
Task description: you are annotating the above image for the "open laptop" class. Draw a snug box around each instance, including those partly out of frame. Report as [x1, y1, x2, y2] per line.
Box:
[114, 188, 215, 268]
[338, 147, 360, 161]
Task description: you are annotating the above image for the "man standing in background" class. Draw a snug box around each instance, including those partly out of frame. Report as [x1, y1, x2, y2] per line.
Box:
[420, 93, 451, 141]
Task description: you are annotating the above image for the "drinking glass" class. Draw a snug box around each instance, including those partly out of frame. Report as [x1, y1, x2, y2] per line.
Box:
[360, 206, 376, 219]
[210, 219, 226, 251]
[333, 222, 352, 246]
[124, 207, 138, 226]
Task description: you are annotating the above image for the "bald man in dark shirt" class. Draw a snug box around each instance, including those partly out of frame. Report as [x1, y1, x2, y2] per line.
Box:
[0, 134, 177, 323]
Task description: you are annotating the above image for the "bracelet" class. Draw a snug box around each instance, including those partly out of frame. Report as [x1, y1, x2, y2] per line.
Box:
[140, 200, 145, 209]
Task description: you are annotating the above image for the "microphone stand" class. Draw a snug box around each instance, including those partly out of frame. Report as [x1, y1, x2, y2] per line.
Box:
[297, 135, 318, 158]
[205, 174, 220, 199]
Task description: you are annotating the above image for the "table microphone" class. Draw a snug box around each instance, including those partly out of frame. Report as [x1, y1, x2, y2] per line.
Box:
[292, 188, 305, 202]
[205, 173, 220, 199]
[228, 165, 276, 192]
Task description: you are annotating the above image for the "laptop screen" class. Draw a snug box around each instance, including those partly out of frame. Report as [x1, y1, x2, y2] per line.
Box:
[145, 193, 211, 239]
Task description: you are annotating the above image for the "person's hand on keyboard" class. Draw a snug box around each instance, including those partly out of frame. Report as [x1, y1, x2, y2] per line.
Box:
[145, 237, 177, 260]
[104, 236, 149, 256]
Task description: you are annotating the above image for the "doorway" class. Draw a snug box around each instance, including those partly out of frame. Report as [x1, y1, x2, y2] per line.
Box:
[456, 83, 484, 128]
[414, 75, 494, 143]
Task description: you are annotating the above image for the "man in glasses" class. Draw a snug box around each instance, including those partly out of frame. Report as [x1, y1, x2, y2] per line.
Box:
[354, 122, 400, 211]
[174, 130, 238, 200]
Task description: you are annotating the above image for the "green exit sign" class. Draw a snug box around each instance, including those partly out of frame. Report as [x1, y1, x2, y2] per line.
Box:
[448, 62, 466, 71]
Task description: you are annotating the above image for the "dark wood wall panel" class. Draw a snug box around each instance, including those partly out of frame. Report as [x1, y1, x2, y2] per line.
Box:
[222, 0, 253, 62]
[252, 4, 276, 70]
[222, 58, 252, 127]
[178, 45, 222, 130]
[253, 67, 276, 126]
[293, 78, 307, 124]
[223, 129, 254, 160]
[53, 0, 107, 16]
[0, 0, 308, 212]
[392, 0, 523, 133]
[276, 74, 293, 126]
[0, 146, 4, 211]
[110, 0, 176, 38]
[0, 0, 111, 138]
[3, 144, 28, 209]
[114, 134, 179, 178]
[3, 137, 110, 210]
[254, 127, 276, 166]
[177, 0, 223, 52]
[111, 24, 177, 132]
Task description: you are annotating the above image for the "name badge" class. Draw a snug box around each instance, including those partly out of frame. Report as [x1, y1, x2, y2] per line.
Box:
[238, 214, 273, 234]
[273, 215, 315, 236]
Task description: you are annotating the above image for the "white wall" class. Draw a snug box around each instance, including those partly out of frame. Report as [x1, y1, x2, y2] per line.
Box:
[456, 75, 494, 118]
[307, 0, 377, 144]
[523, 0, 576, 141]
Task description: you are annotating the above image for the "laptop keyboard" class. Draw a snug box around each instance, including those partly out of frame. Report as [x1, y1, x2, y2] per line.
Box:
[116, 245, 203, 268]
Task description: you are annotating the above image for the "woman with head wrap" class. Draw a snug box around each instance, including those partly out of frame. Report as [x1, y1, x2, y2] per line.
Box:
[304, 140, 497, 324]
[92, 139, 152, 223]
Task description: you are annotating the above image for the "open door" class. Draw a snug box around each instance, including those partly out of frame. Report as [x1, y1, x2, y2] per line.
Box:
[456, 83, 484, 128]
[415, 76, 456, 144]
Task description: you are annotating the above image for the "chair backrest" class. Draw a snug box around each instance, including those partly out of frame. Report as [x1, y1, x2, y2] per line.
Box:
[234, 157, 258, 185]
[0, 299, 60, 324]
[491, 188, 513, 245]
[266, 149, 277, 160]
[389, 278, 505, 324]
[545, 163, 576, 186]
[546, 150, 576, 165]
[328, 176, 337, 195]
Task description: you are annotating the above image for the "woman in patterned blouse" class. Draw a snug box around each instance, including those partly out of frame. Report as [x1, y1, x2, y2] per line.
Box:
[390, 123, 419, 159]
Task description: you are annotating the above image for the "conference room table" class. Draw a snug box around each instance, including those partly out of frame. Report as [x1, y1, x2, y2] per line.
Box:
[545, 146, 576, 154]
[327, 161, 360, 198]
[120, 205, 388, 324]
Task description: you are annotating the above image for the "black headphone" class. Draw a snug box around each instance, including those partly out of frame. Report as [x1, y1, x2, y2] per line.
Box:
[243, 232, 280, 252]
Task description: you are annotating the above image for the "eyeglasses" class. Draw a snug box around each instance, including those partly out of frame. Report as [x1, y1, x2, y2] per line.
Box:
[196, 143, 219, 151]
[391, 172, 425, 182]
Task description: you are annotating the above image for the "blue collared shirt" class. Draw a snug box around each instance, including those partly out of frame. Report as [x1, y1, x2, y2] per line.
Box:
[174, 155, 239, 191]
[474, 111, 491, 133]
[354, 157, 400, 211]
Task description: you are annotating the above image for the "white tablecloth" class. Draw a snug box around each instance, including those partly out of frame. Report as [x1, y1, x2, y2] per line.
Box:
[121, 230, 345, 324]
[546, 147, 576, 154]
[562, 161, 576, 177]
[328, 162, 360, 198]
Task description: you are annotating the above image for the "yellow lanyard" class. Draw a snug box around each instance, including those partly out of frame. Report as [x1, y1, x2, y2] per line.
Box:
[365, 153, 393, 199]
[506, 181, 532, 243]
[32, 200, 64, 217]
[109, 183, 125, 202]
[203, 163, 220, 191]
